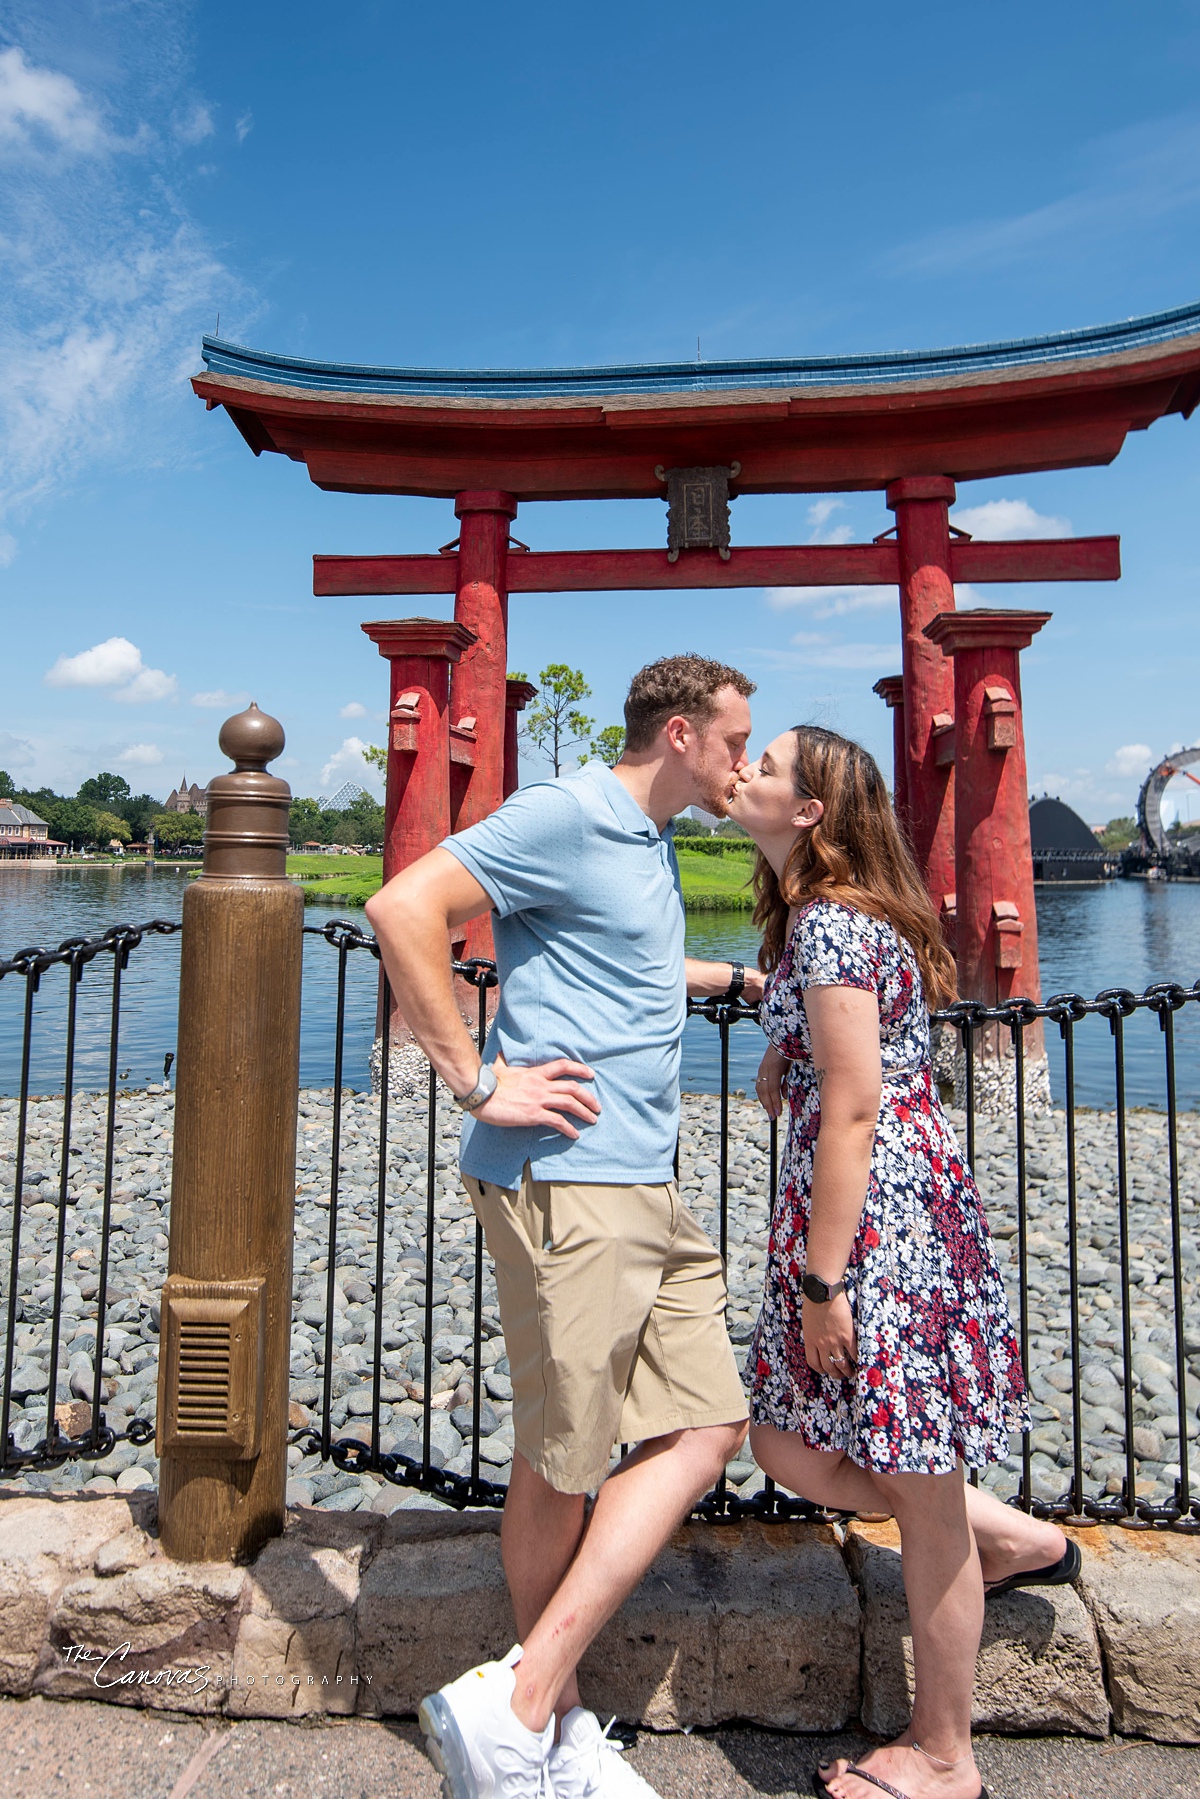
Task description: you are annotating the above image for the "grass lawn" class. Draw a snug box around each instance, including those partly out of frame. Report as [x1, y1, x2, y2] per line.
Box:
[287, 853, 382, 908]
[287, 848, 754, 912]
[674, 845, 755, 910]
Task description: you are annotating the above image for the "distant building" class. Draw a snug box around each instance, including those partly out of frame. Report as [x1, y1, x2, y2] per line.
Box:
[164, 774, 208, 816]
[0, 802, 61, 860]
[317, 780, 368, 813]
[683, 805, 749, 838]
[1029, 796, 1114, 882]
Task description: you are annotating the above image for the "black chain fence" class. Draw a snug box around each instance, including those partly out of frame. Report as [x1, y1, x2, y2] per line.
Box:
[1, 915, 1198, 1533]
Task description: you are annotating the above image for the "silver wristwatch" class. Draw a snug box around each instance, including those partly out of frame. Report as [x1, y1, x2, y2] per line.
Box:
[453, 1063, 498, 1112]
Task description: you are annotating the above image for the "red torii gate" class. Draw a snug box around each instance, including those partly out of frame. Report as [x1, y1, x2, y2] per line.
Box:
[317, 482, 1116, 916]
[194, 303, 1200, 1027]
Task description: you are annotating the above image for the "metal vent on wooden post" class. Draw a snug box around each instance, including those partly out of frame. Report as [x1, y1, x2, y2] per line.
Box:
[158, 1276, 265, 1461]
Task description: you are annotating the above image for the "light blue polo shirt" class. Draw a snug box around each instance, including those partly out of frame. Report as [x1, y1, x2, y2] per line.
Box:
[440, 762, 685, 1188]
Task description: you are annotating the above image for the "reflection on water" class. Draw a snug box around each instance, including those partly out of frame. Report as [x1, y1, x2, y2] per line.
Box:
[3, 866, 1199, 1106]
[680, 912, 765, 1096]
[1035, 881, 1200, 1110]
[0, 866, 379, 1096]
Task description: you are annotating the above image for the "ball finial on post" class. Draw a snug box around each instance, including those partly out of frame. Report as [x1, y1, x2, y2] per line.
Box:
[217, 699, 287, 769]
[202, 703, 292, 881]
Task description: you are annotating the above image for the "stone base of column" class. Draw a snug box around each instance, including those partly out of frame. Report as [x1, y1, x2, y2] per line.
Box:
[953, 1048, 1053, 1118]
[369, 1035, 430, 1100]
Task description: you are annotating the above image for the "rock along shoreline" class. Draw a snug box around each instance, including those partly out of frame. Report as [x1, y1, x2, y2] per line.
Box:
[2, 1086, 1199, 1515]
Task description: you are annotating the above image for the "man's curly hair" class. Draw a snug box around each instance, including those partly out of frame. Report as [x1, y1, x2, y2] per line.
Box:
[623, 654, 755, 751]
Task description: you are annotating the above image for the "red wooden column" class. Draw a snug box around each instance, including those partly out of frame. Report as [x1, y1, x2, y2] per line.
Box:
[452, 491, 516, 964]
[361, 618, 477, 885]
[505, 677, 538, 799]
[871, 674, 908, 829]
[452, 491, 517, 826]
[924, 608, 1051, 1100]
[887, 477, 957, 919]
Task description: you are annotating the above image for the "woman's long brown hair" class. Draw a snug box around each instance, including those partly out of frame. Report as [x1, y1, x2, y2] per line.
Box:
[752, 725, 957, 1009]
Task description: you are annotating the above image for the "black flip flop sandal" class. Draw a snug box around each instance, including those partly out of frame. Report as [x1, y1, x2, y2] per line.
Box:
[815, 1766, 989, 1799]
[984, 1536, 1081, 1599]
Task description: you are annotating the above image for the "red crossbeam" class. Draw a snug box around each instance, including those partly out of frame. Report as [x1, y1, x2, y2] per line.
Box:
[314, 537, 1119, 596]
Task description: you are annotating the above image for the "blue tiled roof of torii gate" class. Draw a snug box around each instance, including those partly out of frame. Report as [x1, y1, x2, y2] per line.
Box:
[200, 302, 1200, 400]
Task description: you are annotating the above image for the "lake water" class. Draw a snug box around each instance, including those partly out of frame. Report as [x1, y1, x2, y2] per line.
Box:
[2, 865, 1199, 1107]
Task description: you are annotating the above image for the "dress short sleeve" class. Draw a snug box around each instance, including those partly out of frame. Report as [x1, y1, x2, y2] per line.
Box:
[792, 901, 880, 994]
[440, 782, 584, 917]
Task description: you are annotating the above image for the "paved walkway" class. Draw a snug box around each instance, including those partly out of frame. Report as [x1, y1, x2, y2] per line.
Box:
[6, 1697, 1200, 1799]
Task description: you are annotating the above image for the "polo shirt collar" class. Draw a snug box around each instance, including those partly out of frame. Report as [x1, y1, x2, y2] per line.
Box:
[589, 762, 673, 842]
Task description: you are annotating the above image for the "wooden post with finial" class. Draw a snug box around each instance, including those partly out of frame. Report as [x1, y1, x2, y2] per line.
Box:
[156, 702, 302, 1562]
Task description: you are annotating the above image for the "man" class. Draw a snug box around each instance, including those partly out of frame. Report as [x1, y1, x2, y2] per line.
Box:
[365, 653, 760, 1799]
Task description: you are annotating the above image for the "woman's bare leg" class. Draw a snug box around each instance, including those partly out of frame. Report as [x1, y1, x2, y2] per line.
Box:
[751, 1426, 1070, 1799]
[750, 1422, 1066, 1581]
[826, 1467, 983, 1799]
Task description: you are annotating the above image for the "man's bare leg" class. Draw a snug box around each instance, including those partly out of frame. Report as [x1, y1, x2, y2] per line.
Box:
[508, 1419, 747, 1733]
[501, 1453, 587, 1727]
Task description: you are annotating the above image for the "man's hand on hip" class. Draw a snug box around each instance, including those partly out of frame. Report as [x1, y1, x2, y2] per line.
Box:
[473, 1053, 601, 1139]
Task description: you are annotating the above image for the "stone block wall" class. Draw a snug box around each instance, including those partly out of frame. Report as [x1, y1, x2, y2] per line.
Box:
[2, 1492, 1200, 1743]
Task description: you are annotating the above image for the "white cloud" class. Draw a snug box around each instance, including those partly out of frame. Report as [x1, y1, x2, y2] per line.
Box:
[768, 577, 1015, 621]
[339, 701, 368, 719]
[768, 584, 895, 618]
[804, 497, 855, 545]
[0, 29, 251, 544]
[0, 531, 16, 567]
[235, 111, 253, 144]
[192, 688, 250, 709]
[45, 636, 143, 688]
[807, 499, 845, 528]
[174, 103, 214, 146]
[768, 573, 1012, 617]
[114, 667, 178, 704]
[320, 736, 382, 794]
[44, 635, 177, 703]
[1106, 743, 1153, 778]
[117, 742, 164, 767]
[795, 641, 898, 671]
[0, 47, 106, 154]
[0, 728, 36, 768]
[886, 116, 1200, 278]
[749, 631, 899, 673]
[950, 498, 1072, 540]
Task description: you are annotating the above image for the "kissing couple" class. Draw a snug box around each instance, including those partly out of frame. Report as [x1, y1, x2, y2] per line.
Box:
[367, 653, 1077, 1799]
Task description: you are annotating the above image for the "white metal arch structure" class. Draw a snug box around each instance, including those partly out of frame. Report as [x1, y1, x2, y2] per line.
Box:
[1138, 747, 1200, 856]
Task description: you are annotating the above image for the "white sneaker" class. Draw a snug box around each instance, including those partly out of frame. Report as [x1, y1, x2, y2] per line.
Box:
[419, 1645, 554, 1798]
[547, 1708, 659, 1798]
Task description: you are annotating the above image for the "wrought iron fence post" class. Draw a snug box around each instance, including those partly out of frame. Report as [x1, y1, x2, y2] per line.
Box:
[156, 704, 302, 1562]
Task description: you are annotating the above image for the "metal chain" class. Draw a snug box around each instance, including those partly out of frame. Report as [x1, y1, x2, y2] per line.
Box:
[0, 918, 181, 985]
[2, 1413, 155, 1475]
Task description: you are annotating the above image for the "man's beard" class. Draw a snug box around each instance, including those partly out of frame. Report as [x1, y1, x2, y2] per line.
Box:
[692, 751, 736, 819]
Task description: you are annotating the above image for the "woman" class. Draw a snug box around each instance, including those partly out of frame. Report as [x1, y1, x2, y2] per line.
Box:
[726, 726, 1078, 1799]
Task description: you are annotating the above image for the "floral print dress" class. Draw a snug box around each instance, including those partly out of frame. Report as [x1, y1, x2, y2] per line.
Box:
[746, 898, 1029, 1474]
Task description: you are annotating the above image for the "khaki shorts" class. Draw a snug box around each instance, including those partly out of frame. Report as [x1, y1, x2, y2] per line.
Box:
[463, 1166, 748, 1495]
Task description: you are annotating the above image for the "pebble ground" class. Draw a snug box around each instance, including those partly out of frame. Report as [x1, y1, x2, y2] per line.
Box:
[3, 1084, 1199, 1516]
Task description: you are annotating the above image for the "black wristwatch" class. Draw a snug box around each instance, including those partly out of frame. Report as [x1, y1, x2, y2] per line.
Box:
[719, 960, 745, 1004]
[801, 1272, 846, 1304]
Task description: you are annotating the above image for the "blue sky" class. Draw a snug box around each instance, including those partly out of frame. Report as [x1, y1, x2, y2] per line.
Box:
[2, 0, 1200, 823]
